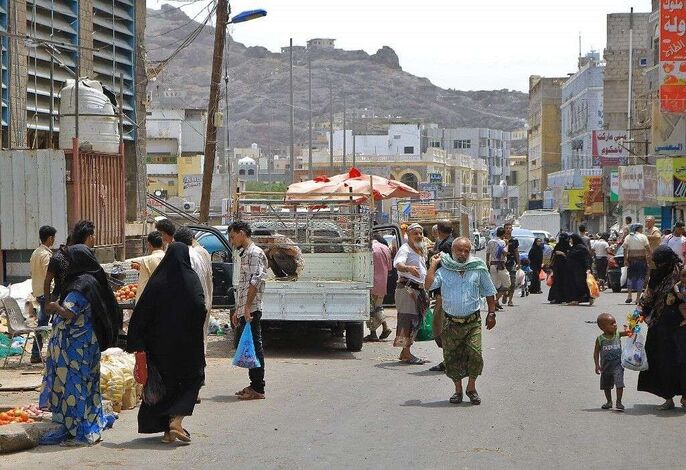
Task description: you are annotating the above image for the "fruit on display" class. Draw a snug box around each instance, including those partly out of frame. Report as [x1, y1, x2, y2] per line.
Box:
[0, 406, 43, 425]
[114, 284, 137, 303]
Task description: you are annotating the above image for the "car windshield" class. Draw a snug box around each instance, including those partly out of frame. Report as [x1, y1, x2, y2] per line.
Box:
[516, 236, 535, 254]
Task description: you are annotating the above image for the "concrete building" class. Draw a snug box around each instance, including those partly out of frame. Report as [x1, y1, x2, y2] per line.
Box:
[509, 155, 528, 217]
[237, 157, 258, 182]
[603, 11, 652, 158]
[332, 123, 421, 159]
[560, 52, 604, 170]
[422, 126, 512, 223]
[307, 38, 335, 49]
[528, 75, 566, 200]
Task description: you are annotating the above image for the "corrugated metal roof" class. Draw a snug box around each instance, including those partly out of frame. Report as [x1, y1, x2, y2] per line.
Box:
[0, 150, 68, 250]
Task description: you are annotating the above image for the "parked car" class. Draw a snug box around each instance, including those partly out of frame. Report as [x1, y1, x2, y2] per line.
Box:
[489, 228, 536, 263]
[607, 245, 626, 293]
[531, 230, 553, 242]
[473, 231, 486, 251]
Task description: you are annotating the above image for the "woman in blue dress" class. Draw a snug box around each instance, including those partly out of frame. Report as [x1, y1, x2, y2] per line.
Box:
[39, 244, 121, 446]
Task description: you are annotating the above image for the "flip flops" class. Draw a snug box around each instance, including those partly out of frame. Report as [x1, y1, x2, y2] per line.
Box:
[449, 392, 463, 404]
[379, 329, 393, 340]
[401, 356, 427, 365]
[466, 390, 481, 405]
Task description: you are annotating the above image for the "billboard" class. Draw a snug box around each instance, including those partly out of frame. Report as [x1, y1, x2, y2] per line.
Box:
[660, 2, 686, 112]
[619, 165, 657, 204]
[591, 131, 628, 167]
[561, 189, 585, 211]
[583, 175, 604, 215]
[610, 169, 620, 202]
[657, 156, 686, 202]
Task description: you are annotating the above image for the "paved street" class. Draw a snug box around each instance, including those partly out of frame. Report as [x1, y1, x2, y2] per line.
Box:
[3, 287, 685, 469]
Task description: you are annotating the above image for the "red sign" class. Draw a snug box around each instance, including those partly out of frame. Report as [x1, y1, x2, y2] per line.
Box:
[660, 2, 686, 112]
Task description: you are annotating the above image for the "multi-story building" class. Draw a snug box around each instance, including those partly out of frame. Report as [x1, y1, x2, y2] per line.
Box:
[528, 75, 566, 200]
[509, 155, 528, 216]
[560, 52, 604, 170]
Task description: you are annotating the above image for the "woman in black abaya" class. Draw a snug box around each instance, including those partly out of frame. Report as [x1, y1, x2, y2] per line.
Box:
[565, 234, 593, 306]
[127, 242, 207, 443]
[548, 233, 570, 304]
[528, 238, 544, 294]
[637, 245, 686, 410]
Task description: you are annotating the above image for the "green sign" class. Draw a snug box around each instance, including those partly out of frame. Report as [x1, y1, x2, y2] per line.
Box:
[610, 169, 619, 202]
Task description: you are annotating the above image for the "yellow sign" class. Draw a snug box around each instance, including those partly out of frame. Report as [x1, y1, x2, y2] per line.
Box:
[562, 189, 585, 211]
[657, 156, 686, 202]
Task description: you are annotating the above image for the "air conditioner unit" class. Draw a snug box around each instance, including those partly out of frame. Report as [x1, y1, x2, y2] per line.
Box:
[153, 189, 168, 199]
[182, 201, 196, 211]
[639, 58, 648, 67]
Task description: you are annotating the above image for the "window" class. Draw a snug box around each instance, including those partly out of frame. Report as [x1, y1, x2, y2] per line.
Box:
[453, 139, 471, 149]
[430, 141, 441, 148]
[511, 173, 518, 185]
[247, 169, 255, 176]
[239, 169, 246, 176]
[168, 180, 175, 187]
[403, 146, 414, 154]
[393, 135, 401, 140]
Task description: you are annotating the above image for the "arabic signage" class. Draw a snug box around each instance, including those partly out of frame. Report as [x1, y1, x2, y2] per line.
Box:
[610, 169, 620, 202]
[619, 165, 657, 204]
[657, 156, 686, 202]
[660, 1, 686, 112]
[411, 203, 437, 218]
[591, 131, 628, 167]
[655, 143, 684, 154]
[561, 189, 585, 211]
[583, 176, 604, 215]
[428, 173, 443, 184]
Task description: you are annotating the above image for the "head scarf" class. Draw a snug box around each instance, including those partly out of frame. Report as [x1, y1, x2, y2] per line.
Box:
[63, 244, 122, 351]
[439, 253, 488, 274]
[407, 223, 423, 233]
[528, 238, 544, 266]
[556, 233, 571, 253]
[643, 245, 681, 324]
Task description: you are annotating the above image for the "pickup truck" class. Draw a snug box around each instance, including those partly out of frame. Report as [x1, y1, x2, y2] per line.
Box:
[189, 213, 399, 352]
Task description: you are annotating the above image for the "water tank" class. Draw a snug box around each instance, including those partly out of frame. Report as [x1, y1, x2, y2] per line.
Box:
[59, 79, 120, 154]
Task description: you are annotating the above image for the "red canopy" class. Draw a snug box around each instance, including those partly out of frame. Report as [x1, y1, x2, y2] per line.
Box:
[286, 168, 419, 203]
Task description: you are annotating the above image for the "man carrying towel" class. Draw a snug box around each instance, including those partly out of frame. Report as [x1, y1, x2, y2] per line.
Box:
[425, 237, 497, 406]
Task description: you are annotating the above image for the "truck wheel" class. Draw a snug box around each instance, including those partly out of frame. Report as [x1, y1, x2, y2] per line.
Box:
[345, 322, 364, 352]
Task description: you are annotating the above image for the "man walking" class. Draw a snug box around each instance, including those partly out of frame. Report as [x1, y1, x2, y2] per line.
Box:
[365, 234, 393, 342]
[662, 221, 686, 263]
[428, 220, 454, 372]
[29, 225, 56, 363]
[645, 216, 662, 269]
[229, 221, 269, 400]
[130, 231, 166, 302]
[425, 238, 497, 405]
[155, 218, 176, 247]
[486, 227, 509, 310]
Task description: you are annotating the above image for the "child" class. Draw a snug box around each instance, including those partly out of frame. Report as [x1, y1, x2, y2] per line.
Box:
[673, 267, 686, 327]
[520, 258, 532, 297]
[594, 313, 628, 410]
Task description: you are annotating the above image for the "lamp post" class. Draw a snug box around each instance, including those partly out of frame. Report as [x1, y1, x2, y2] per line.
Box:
[200, 7, 267, 223]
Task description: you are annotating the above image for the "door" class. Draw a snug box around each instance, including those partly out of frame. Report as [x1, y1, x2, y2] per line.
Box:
[189, 225, 235, 309]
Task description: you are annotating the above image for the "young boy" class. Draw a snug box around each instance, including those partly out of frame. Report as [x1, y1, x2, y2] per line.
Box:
[594, 313, 628, 410]
[673, 267, 686, 327]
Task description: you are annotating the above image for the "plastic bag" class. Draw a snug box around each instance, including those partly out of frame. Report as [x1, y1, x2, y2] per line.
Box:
[134, 351, 148, 385]
[622, 329, 649, 371]
[587, 273, 601, 298]
[516, 269, 526, 287]
[143, 360, 166, 406]
[232, 323, 261, 368]
[546, 273, 554, 287]
[416, 308, 434, 342]
[0, 334, 22, 358]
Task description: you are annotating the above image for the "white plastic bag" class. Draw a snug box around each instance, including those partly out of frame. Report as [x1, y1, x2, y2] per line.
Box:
[516, 269, 526, 287]
[620, 267, 627, 290]
[622, 329, 649, 371]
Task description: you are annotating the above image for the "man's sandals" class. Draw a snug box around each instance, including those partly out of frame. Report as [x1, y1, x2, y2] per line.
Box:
[235, 387, 265, 400]
[450, 390, 481, 405]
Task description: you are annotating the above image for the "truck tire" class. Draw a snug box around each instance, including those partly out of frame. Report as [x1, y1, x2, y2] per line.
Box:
[345, 322, 364, 352]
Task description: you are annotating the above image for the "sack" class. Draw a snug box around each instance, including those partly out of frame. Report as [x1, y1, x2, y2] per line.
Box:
[546, 273, 554, 287]
[415, 308, 434, 342]
[587, 273, 601, 298]
[134, 351, 148, 385]
[143, 359, 166, 405]
[232, 322, 261, 368]
[622, 329, 649, 371]
[539, 270, 547, 281]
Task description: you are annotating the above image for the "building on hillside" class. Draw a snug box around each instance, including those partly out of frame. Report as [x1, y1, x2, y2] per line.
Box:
[422, 126, 512, 223]
[603, 12, 651, 159]
[307, 38, 336, 49]
[560, 52, 604, 170]
[509, 155, 528, 217]
[528, 75, 567, 201]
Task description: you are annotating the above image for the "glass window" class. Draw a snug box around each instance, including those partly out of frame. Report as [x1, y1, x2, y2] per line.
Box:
[248, 169, 255, 175]
[404, 146, 414, 154]
[239, 169, 246, 175]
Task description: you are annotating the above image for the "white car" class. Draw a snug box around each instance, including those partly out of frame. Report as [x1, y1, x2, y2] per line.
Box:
[530, 230, 553, 242]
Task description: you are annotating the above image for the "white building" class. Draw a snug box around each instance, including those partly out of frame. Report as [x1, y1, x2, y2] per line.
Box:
[560, 52, 604, 170]
[330, 123, 421, 158]
[307, 38, 336, 49]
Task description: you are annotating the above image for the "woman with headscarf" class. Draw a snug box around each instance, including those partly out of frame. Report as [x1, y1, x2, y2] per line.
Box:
[637, 245, 686, 410]
[548, 233, 571, 304]
[127, 242, 207, 443]
[565, 233, 593, 306]
[528, 238, 544, 294]
[39, 244, 121, 446]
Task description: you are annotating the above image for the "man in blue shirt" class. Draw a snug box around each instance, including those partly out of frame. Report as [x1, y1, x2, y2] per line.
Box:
[425, 237, 497, 406]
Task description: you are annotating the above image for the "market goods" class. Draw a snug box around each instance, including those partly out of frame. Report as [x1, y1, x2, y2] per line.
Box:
[114, 283, 137, 303]
[100, 348, 140, 412]
[0, 408, 36, 426]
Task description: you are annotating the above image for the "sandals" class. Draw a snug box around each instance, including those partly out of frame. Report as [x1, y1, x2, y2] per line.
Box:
[429, 362, 446, 372]
[401, 356, 427, 365]
[625, 298, 633, 304]
[601, 402, 612, 410]
[615, 402, 625, 411]
[466, 390, 481, 405]
[363, 334, 380, 342]
[379, 329, 393, 340]
[657, 400, 675, 411]
[237, 387, 266, 400]
[449, 392, 463, 404]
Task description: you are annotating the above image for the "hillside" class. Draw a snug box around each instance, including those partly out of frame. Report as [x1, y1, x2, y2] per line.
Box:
[145, 5, 528, 150]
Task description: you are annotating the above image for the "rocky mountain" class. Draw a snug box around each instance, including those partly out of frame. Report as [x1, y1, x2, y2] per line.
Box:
[145, 5, 528, 150]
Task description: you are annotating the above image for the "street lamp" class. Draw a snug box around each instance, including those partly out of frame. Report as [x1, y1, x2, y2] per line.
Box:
[230, 9, 267, 24]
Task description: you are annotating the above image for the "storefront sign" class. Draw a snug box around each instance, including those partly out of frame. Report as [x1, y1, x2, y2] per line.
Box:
[657, 156, 686, 202]
[660, 2, 686, 112]
[583, 175, 604, 215]
[619, 165, 657, 204]
[411, 203, 437, 218]
[610, 169, 619, 202]
[591, 131, 628, 167]
[428, 173, 443, 184]
[561, 189, 585, 211]
[655, 143, 684, 154]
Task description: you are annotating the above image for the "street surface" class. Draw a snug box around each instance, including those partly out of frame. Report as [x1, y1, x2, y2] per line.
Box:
[3, 287, 685, 469]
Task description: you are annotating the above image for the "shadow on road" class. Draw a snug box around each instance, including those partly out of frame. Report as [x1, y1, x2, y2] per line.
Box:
[581, 404, 686, 417]
[100, 437, 181, 450]
[400, 399, 455, 408]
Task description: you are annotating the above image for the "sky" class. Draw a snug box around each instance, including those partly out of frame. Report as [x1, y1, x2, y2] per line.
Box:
[147, 0, 652, 93]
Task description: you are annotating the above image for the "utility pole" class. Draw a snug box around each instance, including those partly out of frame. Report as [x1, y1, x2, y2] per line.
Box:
[289, 37, 295, 183]
[308, 55, 313, 179]
[329, 82, 334, 175]
[224, 34, 231, 212]
[200, 0, 229, 223]
[351, 107, 356, 168]
[627, 7, 634, 162]
[342, 93, 347, 170]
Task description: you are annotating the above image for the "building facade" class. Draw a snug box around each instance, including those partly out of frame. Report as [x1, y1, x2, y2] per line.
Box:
[560, 53, 604, 170]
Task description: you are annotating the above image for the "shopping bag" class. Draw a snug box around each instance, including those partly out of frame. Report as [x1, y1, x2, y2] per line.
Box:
[621, 328, 649, 371]
[546, 273, 554, 287]
[142, 359, 166, 405]
[587, 273, 601, 298]
[415, 308, 434, 342]
[539, 270, 547, 281]
[516, 269, 526, 287]
[133, 351, 148, 385]
[232, 322, 261, 368]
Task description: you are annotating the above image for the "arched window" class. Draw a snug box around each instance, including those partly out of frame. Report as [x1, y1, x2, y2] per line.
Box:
[248, 169, 255, 176]
[400, 173, 418, 190]
[239, 169, 246, 176]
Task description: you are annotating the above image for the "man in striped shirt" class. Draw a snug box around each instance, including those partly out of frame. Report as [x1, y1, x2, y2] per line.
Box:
[229, 221, 269, 400]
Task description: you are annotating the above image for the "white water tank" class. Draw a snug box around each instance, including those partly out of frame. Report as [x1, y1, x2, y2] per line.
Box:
[59, 79, 120, 154]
